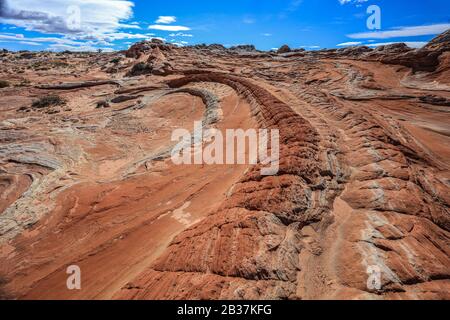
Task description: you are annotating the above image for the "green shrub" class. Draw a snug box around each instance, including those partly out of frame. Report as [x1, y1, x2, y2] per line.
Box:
[110, 57, 121, 64]
[0, 80, 9, 88]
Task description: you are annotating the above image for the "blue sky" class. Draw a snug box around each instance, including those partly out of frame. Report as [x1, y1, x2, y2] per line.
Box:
[0, 0, 449, 51]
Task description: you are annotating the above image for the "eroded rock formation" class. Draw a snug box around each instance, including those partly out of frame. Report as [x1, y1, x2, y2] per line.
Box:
[0, 31, 449, 300]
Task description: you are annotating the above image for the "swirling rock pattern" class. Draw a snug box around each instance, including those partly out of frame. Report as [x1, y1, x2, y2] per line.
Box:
[0, 31, 449, 300]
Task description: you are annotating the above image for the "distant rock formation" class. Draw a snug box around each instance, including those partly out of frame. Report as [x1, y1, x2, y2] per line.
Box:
[277, 45, 291, 54]
[126, 46, 173, 76]
[229, 44, 257, 52]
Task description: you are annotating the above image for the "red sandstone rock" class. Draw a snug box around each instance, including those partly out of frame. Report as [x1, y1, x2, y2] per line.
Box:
[0, 30, 449, 301]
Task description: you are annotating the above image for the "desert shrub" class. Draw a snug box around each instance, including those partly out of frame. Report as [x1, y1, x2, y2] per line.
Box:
[32, 95, 66, 109]
[0, 276, 12, 300]
[0, 80, 9, 88]
[110, 57, 121, 64]
[127, 62, 152, 76]
[19, 52, 35, 59]
[17, 79, 31, 87]
[52, 61, 69, 68]
[96, 100, 110, 108]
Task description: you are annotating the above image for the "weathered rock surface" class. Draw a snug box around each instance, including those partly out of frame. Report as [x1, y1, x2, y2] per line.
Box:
[0, 32, 449, 300]
[277, 45, 291, 54]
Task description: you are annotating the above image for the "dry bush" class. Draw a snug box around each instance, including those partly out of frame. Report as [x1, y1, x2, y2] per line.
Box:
[32, 95, 67, 109]
[0, 80, 9, 88]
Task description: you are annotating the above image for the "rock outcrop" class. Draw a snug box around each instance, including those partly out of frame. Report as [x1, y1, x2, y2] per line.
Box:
[126, 46, 173, 76]
[277, 45, 291, 54]
[0, 29, 449, 301]
[371, 30, 450, 72]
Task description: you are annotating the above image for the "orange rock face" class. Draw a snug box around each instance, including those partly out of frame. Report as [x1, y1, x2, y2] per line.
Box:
[0, 32, 449, 300]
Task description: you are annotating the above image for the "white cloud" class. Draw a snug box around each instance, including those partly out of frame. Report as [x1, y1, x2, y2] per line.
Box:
[336, 40, 427, 49]
[0, 31, 152, 51]
[169, 32, 193, 37]
[337, 41, 362, 46]
[0, 33, 84, 45]
[0, 0, 134, 37]
[151, 36, 166, 42]
[367, 41, 428, 49]
[262, 33, 272, 37]
[338, 0, 368, 5]
[348, 23, 450, 39]
[0, 39, 41, 46]
[48, 43, 115, 52]
[18, 41, 42, 46]
[155, 16, 176, 24]
[0, 1, 162, 51]
[300, 45, 320, 49]
[148, 24, 190, 31]
[98, 32, 152, 41]
[243, 17, 255, 24]
[119, 23, 141, 30]
[0, 33, 24, 40]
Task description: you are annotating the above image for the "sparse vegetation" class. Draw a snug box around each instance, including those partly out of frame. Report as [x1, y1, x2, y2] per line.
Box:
[0, 276, 12, 300]
[32, 95, 67, 109]
[96, 100, 111, 108]
[127, 62, 152, 76]
[52, 61, 70, 68]
[0, 80, 10, 88]
[19, 52, 35, 59]
[17, 79, 31, 87]
[110, 57, 121, 64]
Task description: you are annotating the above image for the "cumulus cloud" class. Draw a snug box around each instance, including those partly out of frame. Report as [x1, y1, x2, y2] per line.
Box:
[348, 23, 450, 39]
[148, 24, 190, 31]
[0, 30, 157, 51]
[155, 16, 176, 24]
[0, 0, 134, 37]
[0, 1, 164, 51]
